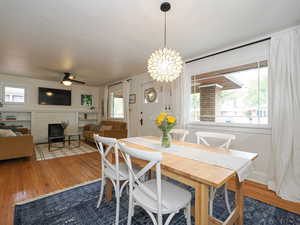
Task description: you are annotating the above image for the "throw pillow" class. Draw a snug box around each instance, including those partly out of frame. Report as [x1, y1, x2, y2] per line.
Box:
[0, 129, 17, 137]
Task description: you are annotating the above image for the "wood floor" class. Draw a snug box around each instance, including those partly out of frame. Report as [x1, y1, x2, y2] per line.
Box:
[0, 153, 100, 225]
[0, 152, 299, 225]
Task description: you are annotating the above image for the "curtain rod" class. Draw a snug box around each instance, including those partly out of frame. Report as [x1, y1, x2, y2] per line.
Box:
[186, 37, 271, 64]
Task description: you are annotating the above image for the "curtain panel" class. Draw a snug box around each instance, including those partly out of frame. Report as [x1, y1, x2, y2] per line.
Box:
[103, 85, 109, 120]
[268, 26, 300, 202]
[122, 80, 130, 137]
[171, 65, 191, 128]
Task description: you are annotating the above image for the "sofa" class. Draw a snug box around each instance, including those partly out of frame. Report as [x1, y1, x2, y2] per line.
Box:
[0, 128, 34, 160]
[83, 120, 128, 143]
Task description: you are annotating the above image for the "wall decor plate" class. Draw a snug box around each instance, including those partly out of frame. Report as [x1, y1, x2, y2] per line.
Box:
[144, 87, 157, 103]
[129, 94, 136, 104]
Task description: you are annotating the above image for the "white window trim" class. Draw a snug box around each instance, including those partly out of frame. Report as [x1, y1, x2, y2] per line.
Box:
[188, 120, 271, 130]
[3, 85, 27, 105]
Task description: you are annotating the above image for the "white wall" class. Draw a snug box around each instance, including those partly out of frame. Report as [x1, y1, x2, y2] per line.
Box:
[0, 74, 100, 112]
[0, 74, 103, 143]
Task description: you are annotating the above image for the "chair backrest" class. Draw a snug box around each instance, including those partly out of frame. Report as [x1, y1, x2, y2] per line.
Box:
[195, 131, 236, 149]
[94, 134, 127, 179]
[119, 143, 171, 214]
[170, 128, 189, 142]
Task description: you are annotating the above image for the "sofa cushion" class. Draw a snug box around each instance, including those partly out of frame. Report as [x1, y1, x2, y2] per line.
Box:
[0, 129, 17, 137]
[100, 125, 112, 131]
[101, 121, 127, 130]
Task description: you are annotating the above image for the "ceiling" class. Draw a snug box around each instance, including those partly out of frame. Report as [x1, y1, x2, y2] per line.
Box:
[0, 0, 299, 86]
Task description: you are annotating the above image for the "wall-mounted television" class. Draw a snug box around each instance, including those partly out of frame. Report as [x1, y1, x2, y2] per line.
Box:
[38, 87, 71, 106]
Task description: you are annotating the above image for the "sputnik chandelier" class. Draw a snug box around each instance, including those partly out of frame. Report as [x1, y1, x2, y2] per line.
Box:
[147, 2, 183, 82]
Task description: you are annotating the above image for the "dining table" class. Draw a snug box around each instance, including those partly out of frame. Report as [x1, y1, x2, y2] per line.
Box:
[105, 136, 258, 225]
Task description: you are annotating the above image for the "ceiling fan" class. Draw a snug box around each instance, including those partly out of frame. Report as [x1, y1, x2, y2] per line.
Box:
[61, 72, 86, 86]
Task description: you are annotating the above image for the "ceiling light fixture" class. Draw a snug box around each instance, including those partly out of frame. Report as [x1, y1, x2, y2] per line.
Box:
[62, 80, 72, 86]
[147, 2, 183, 82]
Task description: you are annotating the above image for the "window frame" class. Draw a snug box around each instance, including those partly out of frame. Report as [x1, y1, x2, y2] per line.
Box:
[107, 83, 125, 120]
[3, 85, 27, 105]
[189, 61, 271, 129]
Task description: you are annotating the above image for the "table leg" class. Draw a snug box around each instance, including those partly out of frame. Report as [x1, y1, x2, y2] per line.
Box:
[235, 179, 244, 225]
[195, 183, 209, 225]
[105, 180, 113, 201]
[105, 150, 113, 201]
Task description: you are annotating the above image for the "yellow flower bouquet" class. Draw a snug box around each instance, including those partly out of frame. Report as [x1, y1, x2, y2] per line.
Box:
[155, 112, 176, 148]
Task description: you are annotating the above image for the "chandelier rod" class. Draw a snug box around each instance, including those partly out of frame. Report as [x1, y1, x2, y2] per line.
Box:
[164, 11, 167, 48]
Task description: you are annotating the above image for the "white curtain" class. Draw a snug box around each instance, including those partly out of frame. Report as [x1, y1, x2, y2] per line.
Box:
[103, 85, 109, 120]
[171, 65, 191, 128]
[122, 80, 130, 137]
[268, 26, 300, 202]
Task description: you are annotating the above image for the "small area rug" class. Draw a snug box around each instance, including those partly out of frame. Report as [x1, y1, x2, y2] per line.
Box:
[14, 180, 300, 225]
[35, 142, 97, 160]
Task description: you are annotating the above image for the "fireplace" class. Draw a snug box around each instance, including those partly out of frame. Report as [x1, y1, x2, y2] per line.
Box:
[48, 123, 65, 151]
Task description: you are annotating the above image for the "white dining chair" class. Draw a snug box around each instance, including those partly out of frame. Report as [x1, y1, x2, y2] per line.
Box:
[119, 143, 192, 225]
[195, 131, 236, 216]
[94, 134, 134, 225]
[170, 128, 189, 142]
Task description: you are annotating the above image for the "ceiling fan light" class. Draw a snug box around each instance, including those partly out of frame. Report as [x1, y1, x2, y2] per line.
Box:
[68, 75, 75, 80]
[62, 80, 72, 86]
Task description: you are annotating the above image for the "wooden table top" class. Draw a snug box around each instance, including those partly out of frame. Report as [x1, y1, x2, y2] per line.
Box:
[120, 136, 258, 188]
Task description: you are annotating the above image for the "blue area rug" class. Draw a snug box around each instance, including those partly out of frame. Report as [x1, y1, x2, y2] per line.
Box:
[14, 180, 300, 225]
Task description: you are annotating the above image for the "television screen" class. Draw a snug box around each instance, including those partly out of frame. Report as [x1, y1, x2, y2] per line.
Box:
[38, 87, 71, 106]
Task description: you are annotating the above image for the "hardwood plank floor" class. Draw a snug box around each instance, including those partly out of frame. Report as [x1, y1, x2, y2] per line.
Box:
[0, 153, 100, 225]
[228, 179, 300, 215]
[0, 152, 299, 225]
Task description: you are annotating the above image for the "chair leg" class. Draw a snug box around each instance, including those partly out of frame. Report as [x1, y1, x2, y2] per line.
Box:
[127, 192, 133, 225]
[157, 213, 163, 225]
[97, 178, 106, 208]
[115, 180, 120, 225]
[224, 183, 232, 213]
[186, 203, 192, 225]
[209, 187, 216, 216]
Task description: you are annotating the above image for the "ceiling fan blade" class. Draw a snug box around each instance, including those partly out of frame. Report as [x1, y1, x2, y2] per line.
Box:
[72, 80, 86, 84]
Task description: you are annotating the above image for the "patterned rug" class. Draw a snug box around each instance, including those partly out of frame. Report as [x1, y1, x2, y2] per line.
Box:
[35, 142, 97, 160]
[14, 180, 300, 225]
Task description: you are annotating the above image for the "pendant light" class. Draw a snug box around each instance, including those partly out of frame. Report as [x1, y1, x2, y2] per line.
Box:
[147, 2, 183, 82]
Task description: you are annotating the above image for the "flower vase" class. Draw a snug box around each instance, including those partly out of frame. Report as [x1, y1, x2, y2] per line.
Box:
[161, 132, 171, 148]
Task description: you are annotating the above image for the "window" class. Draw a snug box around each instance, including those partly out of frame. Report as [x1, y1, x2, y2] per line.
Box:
[191, 61, 268, 125]
[108, 83, 124, 119]
[4, 86, 25, 104]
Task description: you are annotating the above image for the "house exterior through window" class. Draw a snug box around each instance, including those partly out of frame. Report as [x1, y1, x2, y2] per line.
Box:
[108, 83, 124, 119]
[191, 61, 268, 125]
[4, 86, 25, 104]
